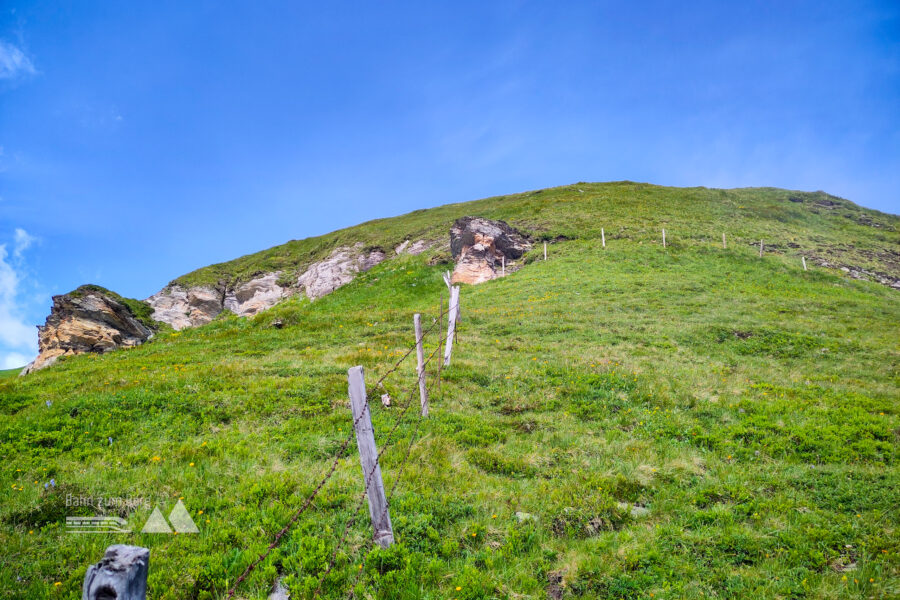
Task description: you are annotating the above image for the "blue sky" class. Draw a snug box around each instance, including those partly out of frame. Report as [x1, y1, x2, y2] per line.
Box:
[1, 1, 898, 368]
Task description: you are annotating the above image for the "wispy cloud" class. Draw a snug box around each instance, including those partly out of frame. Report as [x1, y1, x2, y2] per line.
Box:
[0, 229, 39, 368]
[0, 39, 36, 80]
[13, 227, 36, 257]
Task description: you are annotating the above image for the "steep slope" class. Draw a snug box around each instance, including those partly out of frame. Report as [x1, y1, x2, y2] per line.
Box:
[1, 182, 898, 599]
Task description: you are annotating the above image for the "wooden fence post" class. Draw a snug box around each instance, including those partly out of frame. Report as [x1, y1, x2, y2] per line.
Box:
[413, 314, 428, 417]
[443, 285, 460, 367]
[662, 229, 666, 249]
[802, 256, 807, 271]
[347, 366, 394, 548]
[501, 255, 505, 276]
[759, 240, 763, 257]
[82, 545, 149, 600]
[543, 242, 547, 261]
[601, 228, 606, 248]
[722, 233, 726, 249]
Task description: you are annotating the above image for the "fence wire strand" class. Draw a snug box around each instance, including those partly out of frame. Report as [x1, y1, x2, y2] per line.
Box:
[313, 325, 449, 598]
[225, 298, 450, 599]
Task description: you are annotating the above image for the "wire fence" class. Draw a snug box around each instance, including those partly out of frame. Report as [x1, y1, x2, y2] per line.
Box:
[226, 296, 454, 599]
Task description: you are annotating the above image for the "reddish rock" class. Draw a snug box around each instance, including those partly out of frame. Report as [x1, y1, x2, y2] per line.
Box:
[449, 216, 531, 285]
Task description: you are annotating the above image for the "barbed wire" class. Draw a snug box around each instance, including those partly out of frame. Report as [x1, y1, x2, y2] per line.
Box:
[312, 327, 449, 598]
[225, 298, 450, 599]
[343, 379, 429, 598]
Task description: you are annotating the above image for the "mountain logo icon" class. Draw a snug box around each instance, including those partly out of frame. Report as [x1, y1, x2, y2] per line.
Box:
[141, 500, 199, 534]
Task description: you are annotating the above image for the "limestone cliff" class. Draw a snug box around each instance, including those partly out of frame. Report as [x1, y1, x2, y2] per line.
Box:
[21, 286, 155, 374]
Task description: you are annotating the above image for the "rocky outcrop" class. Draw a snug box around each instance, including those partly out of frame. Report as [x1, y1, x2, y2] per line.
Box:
[450, 217, 531, 285]
[147, 273, 289, 329]
[394, 239, 432, 256]
[146, 285, 224, 330]
[224, 273, 289, 317]
[21, 287, 154, 374]
[297, 244, 386, 299]
[145, 245, 387, 329]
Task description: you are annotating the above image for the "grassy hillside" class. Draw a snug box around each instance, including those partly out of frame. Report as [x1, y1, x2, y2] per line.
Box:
[0, 369, 20, 380]
[172, 182, 899, 289]
[1, 183, 898, 599]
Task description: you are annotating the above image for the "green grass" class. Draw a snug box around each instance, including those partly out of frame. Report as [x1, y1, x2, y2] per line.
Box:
[1, 183, 898, 599]
[172, 182, 899, 289]
[0, 369, 20, 380]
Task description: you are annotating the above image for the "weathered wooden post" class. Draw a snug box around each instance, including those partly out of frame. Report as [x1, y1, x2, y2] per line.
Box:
[662, 229, 667, 249]
[601, 228, 606, 248]
[759, 240, 764, 257]
[82, 545, 149, 600]
[543, 241, 547, 260]
[443, 285, 460, 367]
[436, 293, 444, 395]
[802, 256, 807, 271]
[722, 232, 726, 249]
[501, 255, 505, 276]
[413, 314, 428, 417]
[347, 366, 394, 548]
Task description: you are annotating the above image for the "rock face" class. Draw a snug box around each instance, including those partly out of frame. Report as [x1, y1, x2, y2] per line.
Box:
[22, 288, 154, 374]
[394, 239, 432, 256]
[146, 285, 224, 330]
[145, 245, 387, 330]
[224, 273, 289, 317]
[449, 216, 531, 285]
[297, 244, 386, 299]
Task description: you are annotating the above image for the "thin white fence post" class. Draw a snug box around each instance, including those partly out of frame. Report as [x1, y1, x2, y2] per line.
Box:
[501, 255, 505, 276]
[413, 314, 428, 417]
[543, 242, 547, 261]
[759, 240, 763, 257]
[601, 228, 606, 248]
[347, 366, 394, 548]
[662, 229, 666, 249]
[802, 256, 807, 271]
[722, 233, 726, 249]
[443, 285, 460, 367]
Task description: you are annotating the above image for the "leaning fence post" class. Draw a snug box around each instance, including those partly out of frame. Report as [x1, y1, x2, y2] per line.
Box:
[347, 366, 394, 548]
[413, 314, 429, 417]
[601, 228, 606, 248]
[802, 256, 807, 271]
[443, 285, 460, 367]
[82, 545, 149, 600]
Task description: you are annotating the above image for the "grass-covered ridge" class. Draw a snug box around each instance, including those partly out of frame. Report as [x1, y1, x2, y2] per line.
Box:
[171, 182, 899, 289]
[1, 183, 898, 599]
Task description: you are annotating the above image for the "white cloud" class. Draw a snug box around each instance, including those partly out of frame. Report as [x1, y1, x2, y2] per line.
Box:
[2, 352, 28, 369]
[0, 40, 36, 80]
[13, 228, 36, 257]
[0, 241, 38, 364]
